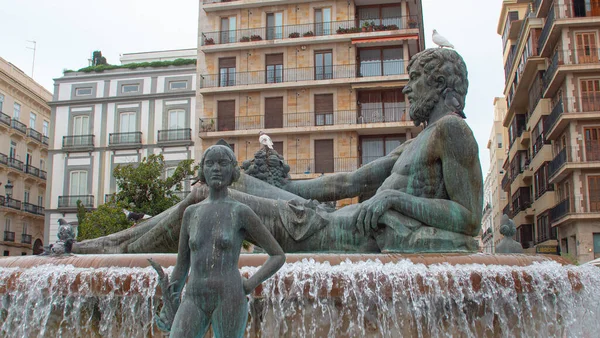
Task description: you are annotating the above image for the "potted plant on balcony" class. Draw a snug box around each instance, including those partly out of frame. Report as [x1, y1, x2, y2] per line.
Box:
[408, 18, 418, 28]
[239, 36, 250, 42]
[204, 37, 215, 45]
[303, 31, 314, 37]
[349, 27, 362, 33]
[289, 32, 300, 38]
[336, 27, 348, 34]
[250, 34, 263, 41]
[374, 24, 386, 31]
[361, 21, 371, 32]
[385, 24, 399, 31]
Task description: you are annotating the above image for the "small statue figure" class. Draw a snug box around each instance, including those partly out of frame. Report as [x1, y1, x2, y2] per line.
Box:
[42, 219, 77, 255]
[153, 145, 285, 337]
[495, 214, 524, 254]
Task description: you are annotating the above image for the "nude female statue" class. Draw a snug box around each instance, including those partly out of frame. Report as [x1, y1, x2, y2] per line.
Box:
[166, 145, 285, 337]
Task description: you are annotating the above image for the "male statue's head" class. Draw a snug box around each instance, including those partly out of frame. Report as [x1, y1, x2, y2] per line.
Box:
[403, 48, 469, 127]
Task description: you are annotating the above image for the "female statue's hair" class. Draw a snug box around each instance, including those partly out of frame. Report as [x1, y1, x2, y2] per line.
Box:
[198, 145, 241, 184]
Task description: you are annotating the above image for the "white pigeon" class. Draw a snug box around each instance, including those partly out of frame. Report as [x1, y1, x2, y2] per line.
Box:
[432, 29, 454, 49]
[259, 131, 274, 150]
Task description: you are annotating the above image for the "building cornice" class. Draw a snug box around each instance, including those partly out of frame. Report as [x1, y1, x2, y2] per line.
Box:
[48, 90, 195, 107]
[54, 66, 197, 84]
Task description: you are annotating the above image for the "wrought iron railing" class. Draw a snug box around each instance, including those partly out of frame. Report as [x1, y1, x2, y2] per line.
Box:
[532, 134, 546, 158]
[199, 61, 406, 89]
[23, 202, 44, 215]
[0, 112, 10, 127]
[538, 3, 555, 53]
[5, 197, 21, 210]
[549, 147, 567, 178]
[550, 197, 570, 222]
[11, 119, 27, 134]
[201, 16, 418, 46]
[3, 231, 15, 242]
[0, 153, 7, 166]
[42, 135, 49, 145]
[40, 170, 47, 180]
[109, 132, 142, 146]
[285, 157, 362, 175]
[27, 128, 42, 142]
[21, 234, 32, 244]
[157, 128, 192, 142]
[63, 135, 94, 149]
[502, 204, 512, 218]
[8, 157, 23, 171]
[511, 187, 532, 214]
[58, 195, 94, 208]
[542, 50, 559, 90]
[25, 164, 40, 178]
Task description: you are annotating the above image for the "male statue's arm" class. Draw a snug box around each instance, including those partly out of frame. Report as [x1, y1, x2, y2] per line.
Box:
[358, 117, 482, 236]
[282, 142, 407, 201]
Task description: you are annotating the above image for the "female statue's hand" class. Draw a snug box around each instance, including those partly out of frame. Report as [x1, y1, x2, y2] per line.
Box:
[242, 278, 254, 295]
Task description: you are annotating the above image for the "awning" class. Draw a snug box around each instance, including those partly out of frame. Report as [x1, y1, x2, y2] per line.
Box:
[351, 35, 419, 45]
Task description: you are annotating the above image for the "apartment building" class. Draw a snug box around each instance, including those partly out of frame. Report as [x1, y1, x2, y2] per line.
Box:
[0, 57, 51, 256]
[482, 173, 494, 252]
[197, 0, 425, 206]
[499, 0, 600, 263]
[46, 49, 197, 245]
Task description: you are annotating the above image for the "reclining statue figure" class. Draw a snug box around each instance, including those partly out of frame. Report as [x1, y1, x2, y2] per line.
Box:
[73, 48, 483, 254]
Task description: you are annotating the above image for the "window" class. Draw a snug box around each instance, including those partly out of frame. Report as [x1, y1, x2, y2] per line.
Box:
[166, 167, 177, 178]
[70, 170, 88, 196]
[26, 150, 32, 166]
[5, 218, 10, 232]
[219, 58, 236, 87]
[168, 109, 186, 129]
[119, 112, 137, 143]
[588, 175, 600, 212]
[40, 159, 45, 171]
[9, 141, 16, 160]
[534, 163, 552, 199]
[38, 195, 43, 207]
[497, 133, 503, 148]
[314, 139, 334, 174]
[315, 8, 331, 36]
[169, 81, 188, 90]
[0, 93, 4, 112]
[314, 94, 333, 126]
[580, 79, 600, 111]
[3, 251, 8, 257]
[273, 141, 284, 155]
[575, 32, 598, 64]
[13, 103, 20, 119]
[72, 116, 90, 146]
[22, 222, 28, 235]
[361, 135, 405, 165]
[358, 47, 403, 77]
[121, 84, 139, 93]
[75, 87, 93, 96]
[358, 89, 406, 123]
[265, 97, 283, 129]
[29, 112, 36, 129]
[220, 16, 236, 44]
[266, 54, 283, 83]
[315, 50, 333, 80]
[584, 127, 600, 161]
[23, 190, 30, 204]
[266, 13, 283, 40]
[594, 233, 600, 259]
[357, 4, 402, 27]
[217, 100, 235, 131]
[43, 120, 49, 136]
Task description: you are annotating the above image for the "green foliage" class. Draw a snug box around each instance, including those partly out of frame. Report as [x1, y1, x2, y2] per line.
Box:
[77, 200, 132, 241]
[114, 154, 198, 216]
[73, 58, 196, 73]
[76, 200, 87, 226]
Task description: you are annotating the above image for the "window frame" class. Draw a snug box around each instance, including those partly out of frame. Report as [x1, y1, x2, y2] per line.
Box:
[75, 87, 93, 96]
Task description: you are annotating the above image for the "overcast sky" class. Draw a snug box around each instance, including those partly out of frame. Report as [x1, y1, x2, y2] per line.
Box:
[0, 0, 504, 175]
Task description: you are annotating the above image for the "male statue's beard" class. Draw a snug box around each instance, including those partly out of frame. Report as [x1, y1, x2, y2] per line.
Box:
[409, 93, 439, 127]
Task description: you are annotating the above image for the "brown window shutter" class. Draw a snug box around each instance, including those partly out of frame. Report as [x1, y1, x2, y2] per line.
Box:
[219, 58, 236, 68]
[314, 139, 334, 173]
[217, 100, 235, 131]
[266, 53, 284, 65]
[265, 97, 283, 129]
[273, 141, 284, 155]
[314, 94, 333, 113]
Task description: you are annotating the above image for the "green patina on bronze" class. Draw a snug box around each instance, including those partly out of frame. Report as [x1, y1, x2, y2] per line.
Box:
[73, 48, 483, 254]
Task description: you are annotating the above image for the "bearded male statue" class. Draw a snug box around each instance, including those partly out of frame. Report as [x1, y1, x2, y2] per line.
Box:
[73, 48, 483, 254]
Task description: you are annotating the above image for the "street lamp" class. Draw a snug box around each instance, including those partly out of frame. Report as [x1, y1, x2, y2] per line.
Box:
[5, 180, 13, 199]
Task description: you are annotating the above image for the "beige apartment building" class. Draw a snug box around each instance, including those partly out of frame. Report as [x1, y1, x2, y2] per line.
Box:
[197, 0, 424, 206]
[482, 97, 510, 252]
[0, 57, 50, 256]
[499, 0, 600, 263]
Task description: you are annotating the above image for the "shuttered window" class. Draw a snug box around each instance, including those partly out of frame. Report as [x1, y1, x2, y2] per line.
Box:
[219, 58, 236, 87]
[266, 54, 283, 83]
[584, 127, 600, 161]
[589, 176, 600, 212]
[217, 100, 235, 131]
[273, 141, 284, 155]
[265, 97, 283, 129]
[358, 89, 405, 123]
[314, 94, 333, 126]
[315, 139, 334, 173]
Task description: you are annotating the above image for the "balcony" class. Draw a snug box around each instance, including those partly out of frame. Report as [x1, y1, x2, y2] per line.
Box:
[21, 234, 32, 244]
[22, 202, 44, 216]
[502, 203, 512, 218]
[3, 231, 14, 242]
[545, 97, 600, 140]
[532, 134, 548, 159]
[11, 119, 27, 135]
[40, 170, 47, 180]
[199, 61, 406, 91]
[0, 153, 7, 166]
[549, 144, 600, 183]
[0, 112, 11, 129]
[3, 197, 22, 211]
[201, 16, 418, 47]
[27, 128, 42, 143]
[58, 195, 94, 209]
[157, 128, 193, 146]
[511, 186, 532, 215]
[8, 157, 23, 172]
[62, 135, 95, 151]
[199, 108, 410, 136]
[550, 198, 570, 223]
[536, 221, 557, 244]
[24, 164, 40, 178]
[501, 172, 510, 191]
[549, 147, 567, 179]
[286, 157, 360, 175]
[42, 135, 49, 146]
[108, 132, 143, 149]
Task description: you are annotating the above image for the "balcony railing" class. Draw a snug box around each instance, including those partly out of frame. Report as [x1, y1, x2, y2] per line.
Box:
[25, 164, 40, 178]
[501, 172, 510, 190]
[544, 47, 600, 91]
[549, 147, 567, 178]
[157, 128, 192, 143]
[42, 135, 49, 146]
[3, 231, 14, 242]
[0, 153, 7, 166]
[199, 108, 409, 133]
[21, 234, 32, 244]
[0, 112, 10, 127]
[62, 135, 94, 149]
[542, 50, 559, 90]
[199, 61, 406, 89]
[532, 134, 547, 158]
[538, 3, 555, 53]
[40, 170, 47, 180]
[546, 96, 600, 135]
[11, 119, 27, 134]
[8, 157, 23, 171]
[502, 204, 512, 218]
[27, 128, 42, 142]
[4, 197, 22, 210]
[550, 198, 570, 222]
[58, 195, 94, 209]
[539, 2, 600, 53]
[511, 187, 532, 214]
[23, 202, 44, 216]
[109, 132, 142, 146]
[201, 16, 418, 46]
[284, 157, 363, 175]
[536, 221, 557, 244]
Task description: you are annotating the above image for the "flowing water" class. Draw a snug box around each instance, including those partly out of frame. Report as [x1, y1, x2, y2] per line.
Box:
[0, 259, 599, 337]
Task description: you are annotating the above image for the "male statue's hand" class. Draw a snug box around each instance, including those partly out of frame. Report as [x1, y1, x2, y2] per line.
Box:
[357, 190, 397, 236]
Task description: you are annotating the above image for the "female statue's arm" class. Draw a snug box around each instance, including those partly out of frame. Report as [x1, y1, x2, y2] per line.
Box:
[239, 205, 285, 294]
[170, 206, 193, 296]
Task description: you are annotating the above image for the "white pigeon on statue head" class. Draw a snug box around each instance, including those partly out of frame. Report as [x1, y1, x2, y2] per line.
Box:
[259, 131, 274, 150]
[432, 29, 454, 49]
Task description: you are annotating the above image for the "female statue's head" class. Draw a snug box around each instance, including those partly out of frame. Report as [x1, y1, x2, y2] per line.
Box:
[198, 145, 240, 189]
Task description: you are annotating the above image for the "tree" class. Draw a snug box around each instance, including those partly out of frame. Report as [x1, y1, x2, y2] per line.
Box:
[77, 199, 131, 241]
[113, 154, 197, 216]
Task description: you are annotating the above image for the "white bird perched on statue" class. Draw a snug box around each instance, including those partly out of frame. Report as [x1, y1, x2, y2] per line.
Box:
[259, 131, 274, 150]
[432, 29, 454, 49]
